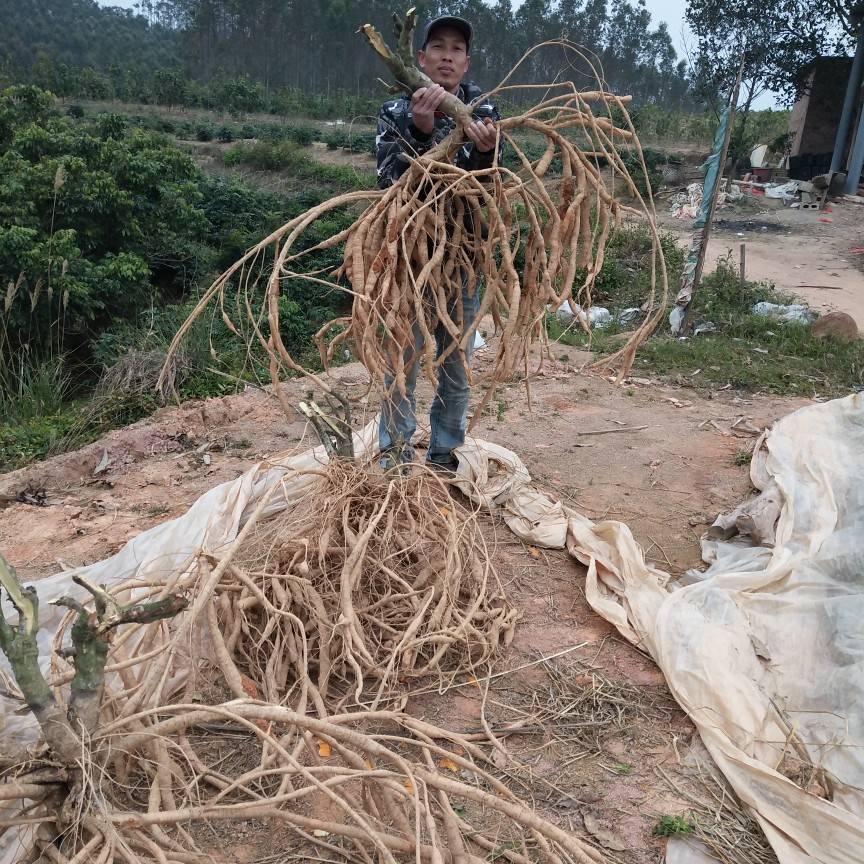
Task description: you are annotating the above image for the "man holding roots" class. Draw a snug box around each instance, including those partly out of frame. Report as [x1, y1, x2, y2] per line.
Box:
[376, 13, 500, 473]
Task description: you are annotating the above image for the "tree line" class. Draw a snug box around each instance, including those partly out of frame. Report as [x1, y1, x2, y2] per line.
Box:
[3, 0, 695, 110]
[3, 0, 861, 121]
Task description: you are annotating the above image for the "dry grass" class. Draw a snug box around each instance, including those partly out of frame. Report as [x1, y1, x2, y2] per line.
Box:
[514, 656, 675, 759]
[656, 763, 778, 864]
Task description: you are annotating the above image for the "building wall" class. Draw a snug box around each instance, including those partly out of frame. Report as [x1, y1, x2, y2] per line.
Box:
[789, 57, 855, 157]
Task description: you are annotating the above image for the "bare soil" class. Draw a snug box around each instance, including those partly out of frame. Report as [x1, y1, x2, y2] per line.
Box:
[660, 195, 864, 328]
[0, 343, 808, 862]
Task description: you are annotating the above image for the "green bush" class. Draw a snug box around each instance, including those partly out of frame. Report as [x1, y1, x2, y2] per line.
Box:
[321, 128, 376, 154]
[216, 125, 235, 143]
[195, 122, 216, 141]
[1, 86, 212, 338]
[66, 104, 84, 119]
[282, 124, 318, 146]
[0, 85, 363, 469]
[0, 355, 72, 424]
[224, 139, 302, 171]
[212, 75, 266, 117]
[0, 411, 79, 472]
[587, 224, 684, 310]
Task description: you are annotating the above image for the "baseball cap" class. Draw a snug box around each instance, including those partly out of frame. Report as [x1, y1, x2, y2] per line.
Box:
[421, 15, 473, 50]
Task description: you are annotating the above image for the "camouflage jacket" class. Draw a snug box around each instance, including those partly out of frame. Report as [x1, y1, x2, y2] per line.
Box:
[375, 81, 501, 189]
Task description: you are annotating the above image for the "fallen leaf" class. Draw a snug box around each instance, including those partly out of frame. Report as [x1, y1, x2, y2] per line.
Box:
[583, 813, 627, 852]
[439, 758, 460, 773]
[93, 449, 110, 475]
[312, 829, 330, 838]
[363, 758, 374, 770]
[239, 675, 259, 700]
[527, 546, 541, 559]
[404, 778, 414, 793]
[317, 740, 332, 758]
[750, 634, 772, 662]
[438, 506, 451, 518]
[491, 749, 509, 769]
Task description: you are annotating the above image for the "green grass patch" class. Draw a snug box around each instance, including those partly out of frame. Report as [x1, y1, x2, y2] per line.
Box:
[653, 814, 694, 837]
[0, 412, 80, 472]
[633, 265, 864, 395]
[223, 139, 372, 191]
[551, 245, 864, 397]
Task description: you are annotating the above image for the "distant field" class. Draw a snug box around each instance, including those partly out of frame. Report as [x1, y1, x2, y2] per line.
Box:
[69, 98, 379, 132]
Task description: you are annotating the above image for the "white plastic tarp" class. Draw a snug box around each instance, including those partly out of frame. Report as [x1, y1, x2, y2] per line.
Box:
[461, 394, 863, 864]
[2, 395, 863, 863]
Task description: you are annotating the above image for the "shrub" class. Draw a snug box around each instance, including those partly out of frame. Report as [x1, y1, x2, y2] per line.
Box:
[284, 124, 317, 146]
[0, 84, 208, 365]
[321, 128, 376, 154]
[195, 122, 215, 141]
[212, 75, 266, 117]
[224, 139, 300, 171]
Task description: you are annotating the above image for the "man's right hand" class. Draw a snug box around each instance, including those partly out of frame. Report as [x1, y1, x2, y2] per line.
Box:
[410, 85, 447, 135]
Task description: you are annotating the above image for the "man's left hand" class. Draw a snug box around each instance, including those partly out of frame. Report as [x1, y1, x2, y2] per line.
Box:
[466, 117, 498, 153]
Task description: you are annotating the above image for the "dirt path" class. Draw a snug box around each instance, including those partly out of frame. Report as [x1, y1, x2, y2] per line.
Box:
[661, 198, 864, 327]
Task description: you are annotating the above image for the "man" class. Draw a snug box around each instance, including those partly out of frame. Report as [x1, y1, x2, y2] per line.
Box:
[375, 14, 500, 473]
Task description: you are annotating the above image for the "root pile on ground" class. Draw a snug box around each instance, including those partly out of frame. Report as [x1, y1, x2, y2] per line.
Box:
[0, 461, 607, 864]
[228, 461, 517, 705]
[161, 29, 667, 418]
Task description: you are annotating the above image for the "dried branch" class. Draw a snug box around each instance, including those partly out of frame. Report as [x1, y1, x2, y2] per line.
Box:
[359, 7, 474, 128]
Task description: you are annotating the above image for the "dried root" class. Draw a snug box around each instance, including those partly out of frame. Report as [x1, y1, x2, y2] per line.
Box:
[0, 464, 607, 863]
[160, 30, 668, 419]
[230, 460, 518, 706]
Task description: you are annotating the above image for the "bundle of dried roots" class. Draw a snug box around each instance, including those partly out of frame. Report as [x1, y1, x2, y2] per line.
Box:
[225, 460, 517, 706]
[0, 466, 604, 864]
[160, 13, 667, 421]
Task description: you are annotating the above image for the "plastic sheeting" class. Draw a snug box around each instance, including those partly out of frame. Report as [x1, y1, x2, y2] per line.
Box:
[2, 395, 862, 863]
[459, 394, 864, 864]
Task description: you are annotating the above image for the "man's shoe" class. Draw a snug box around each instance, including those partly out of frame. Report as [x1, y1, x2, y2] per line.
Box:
[380, 451, 413, 477]
[425, 456, 459, 478]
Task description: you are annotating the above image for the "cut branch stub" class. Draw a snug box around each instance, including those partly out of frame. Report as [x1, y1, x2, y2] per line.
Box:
[359, 8, 473, 129]
[0, 555, 81, 764]
[298, 391, 354, 460]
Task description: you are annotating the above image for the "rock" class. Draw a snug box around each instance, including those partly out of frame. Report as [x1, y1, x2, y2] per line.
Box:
[811, 311, 858, 343]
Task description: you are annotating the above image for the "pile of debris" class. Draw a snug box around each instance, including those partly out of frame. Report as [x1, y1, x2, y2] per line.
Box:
[732, 171, 849, 210]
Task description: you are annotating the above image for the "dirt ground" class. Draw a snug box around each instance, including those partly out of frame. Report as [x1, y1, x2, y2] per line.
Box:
[659, 193, 864, 328]
[0, 339, 810, 862]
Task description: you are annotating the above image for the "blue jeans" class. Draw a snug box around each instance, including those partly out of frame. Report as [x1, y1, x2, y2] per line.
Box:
[379, 279, 480, 467]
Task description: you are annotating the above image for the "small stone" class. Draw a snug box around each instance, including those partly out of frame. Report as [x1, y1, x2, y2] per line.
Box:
[811, 311, 858, 343]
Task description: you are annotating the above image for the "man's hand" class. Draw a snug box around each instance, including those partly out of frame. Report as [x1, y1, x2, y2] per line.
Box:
[410, 85, 446, 135]
[465, 117, 498, 153]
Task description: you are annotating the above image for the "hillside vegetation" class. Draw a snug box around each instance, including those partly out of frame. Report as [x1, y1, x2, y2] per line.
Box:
[0, 86, 359, 469]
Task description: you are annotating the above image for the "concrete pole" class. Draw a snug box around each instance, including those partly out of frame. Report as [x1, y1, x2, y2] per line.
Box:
[844, 104, 864, 194]
[830, 27, 864, 176]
